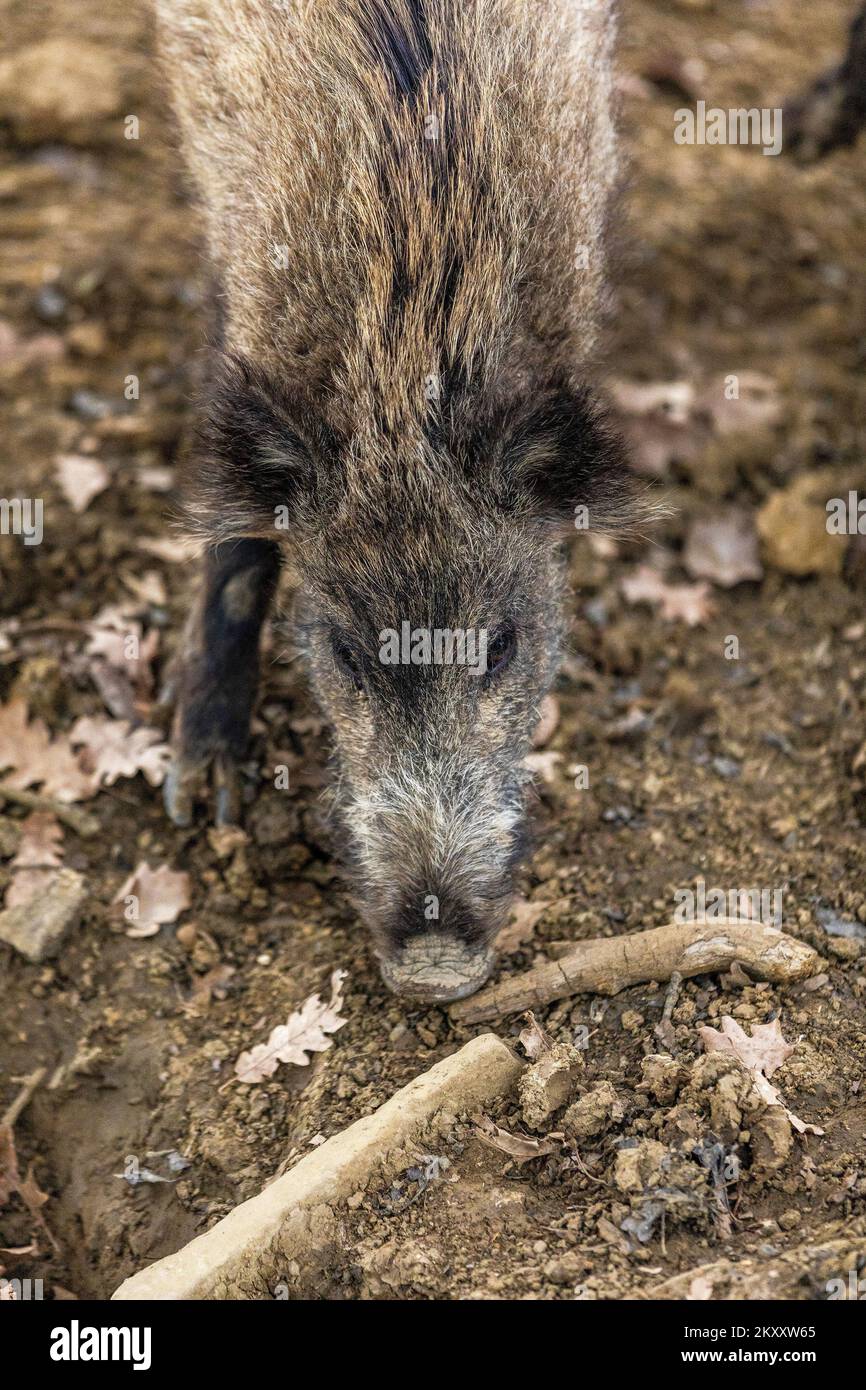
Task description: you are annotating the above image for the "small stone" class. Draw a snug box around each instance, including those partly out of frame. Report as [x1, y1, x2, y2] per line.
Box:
[69, 388, 117, 421]
[620, 1009, 644, 1033]
[543, 1253, 588, 1285]
[826, 937, 863, 962]
[66, 321, 107, 357]
[34, 283, 68, 323]
[778, 1209, 801, 1231]
[0, 868, 86, 962]
[207, 825, 248, 860]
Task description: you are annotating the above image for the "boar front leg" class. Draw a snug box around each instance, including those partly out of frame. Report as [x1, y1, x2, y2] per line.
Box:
[163, 539, 281, 827]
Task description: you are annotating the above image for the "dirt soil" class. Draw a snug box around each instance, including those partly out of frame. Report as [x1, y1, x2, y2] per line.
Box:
[1, 0, 865, 1301]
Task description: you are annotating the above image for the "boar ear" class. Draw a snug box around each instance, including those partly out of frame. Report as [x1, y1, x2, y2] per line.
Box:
[499, 385, 653, 535]
[185, 354, 328, 544]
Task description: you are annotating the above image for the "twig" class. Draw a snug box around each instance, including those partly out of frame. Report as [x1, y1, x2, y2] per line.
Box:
[1, 1066, 47, 1128]
[450, 919, 821, 1024]
[0, 784, 99, 838]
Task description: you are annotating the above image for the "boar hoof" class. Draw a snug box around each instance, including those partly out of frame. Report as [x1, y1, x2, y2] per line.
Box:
[163, 752, 242, 828]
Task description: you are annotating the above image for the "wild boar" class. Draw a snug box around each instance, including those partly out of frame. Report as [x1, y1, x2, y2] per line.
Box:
[156, 0, 645, 1001]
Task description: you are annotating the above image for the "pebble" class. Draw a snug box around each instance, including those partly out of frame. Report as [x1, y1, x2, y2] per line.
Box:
[0, 868, 86, 962]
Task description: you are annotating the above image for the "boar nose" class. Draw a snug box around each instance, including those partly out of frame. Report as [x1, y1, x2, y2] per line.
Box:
[378, 933, 496, 1003]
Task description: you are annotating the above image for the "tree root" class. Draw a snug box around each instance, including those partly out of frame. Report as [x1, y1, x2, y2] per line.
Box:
[450, 919, 821, 1025]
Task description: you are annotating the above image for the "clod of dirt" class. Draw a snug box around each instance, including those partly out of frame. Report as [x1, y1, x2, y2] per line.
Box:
[518, 1042, 583, 1129]
[0, 867, 86, 961]
[0, 40, 124, 145]
[562, 1081, 625, 1142]
[683, 1053, 758, 1144]
[614, 1142, 712, 1244]
[638, 1054, 685, 1105]
[757, 475, 843, 577]
[749, 1105, 794, 1183]
[647, 1216, 866, 1300]
[357, 1237, 443, 1297]
[613, 1139, 669, 1194]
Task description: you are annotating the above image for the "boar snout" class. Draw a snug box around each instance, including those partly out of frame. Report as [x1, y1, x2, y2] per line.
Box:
[378, 932, 496, 1002]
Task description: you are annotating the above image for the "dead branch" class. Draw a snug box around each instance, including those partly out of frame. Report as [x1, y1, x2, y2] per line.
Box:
[450, 919, 821, 1025]
[0, 783, 99, 838]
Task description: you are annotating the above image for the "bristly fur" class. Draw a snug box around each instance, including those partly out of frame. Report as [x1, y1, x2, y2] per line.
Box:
[157, 1, 652, 996]
[156, 0, 638, 538]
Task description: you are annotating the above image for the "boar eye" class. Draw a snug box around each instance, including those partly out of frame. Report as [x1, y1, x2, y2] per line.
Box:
[485, 624, 516, 680]
[332, 635, 365, 691]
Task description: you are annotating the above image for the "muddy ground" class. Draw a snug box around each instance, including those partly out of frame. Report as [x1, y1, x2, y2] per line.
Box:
[1, 0, 865, 1301]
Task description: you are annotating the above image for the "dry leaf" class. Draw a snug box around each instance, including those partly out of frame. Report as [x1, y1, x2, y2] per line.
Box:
[608, 378, 695, 424]
[684, 509, 763, 589]
[524, 750, 563, 784]
[700, 1015, 793, 1077]
[234, 970, 348, 1084]
[518, 1012, 552, 1060]
[188, 964, 236, 1014]
[608, 378, 703, 477]
[10, 811, 63, 869]
[474, 1116, 557, 1163]
[698, 372, 781, 436]
[496, 898, 550, 953]
[0, 699, 96, 803]
[70, 715, 171, 788]
[0, 1124, 52, 1245]
[112, 862, 191, 935]
[85, 604, 159, 697]
[0, 319, 64, 372]
[136, 466, 173, 492]
[621, 565, 714, 626]
[699, 1015, 823, 1136]
[4, 810, 65, 910]
[56, 454, 109, 513]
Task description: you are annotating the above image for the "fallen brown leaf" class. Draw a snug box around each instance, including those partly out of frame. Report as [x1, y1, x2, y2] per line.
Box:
[683, 509, 763, 589]
[0, 699, 96, 803]
[234, 970, 348, 1084]
[699, 1015, 823, 1136]
[496, 897, 550, 953]
[56, 453, 110, 513]
[474, 1116, 557, 1162]
[70, 715, 171, 788]
[622, 565, 714, 626]
[112, 862, 191, 936]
